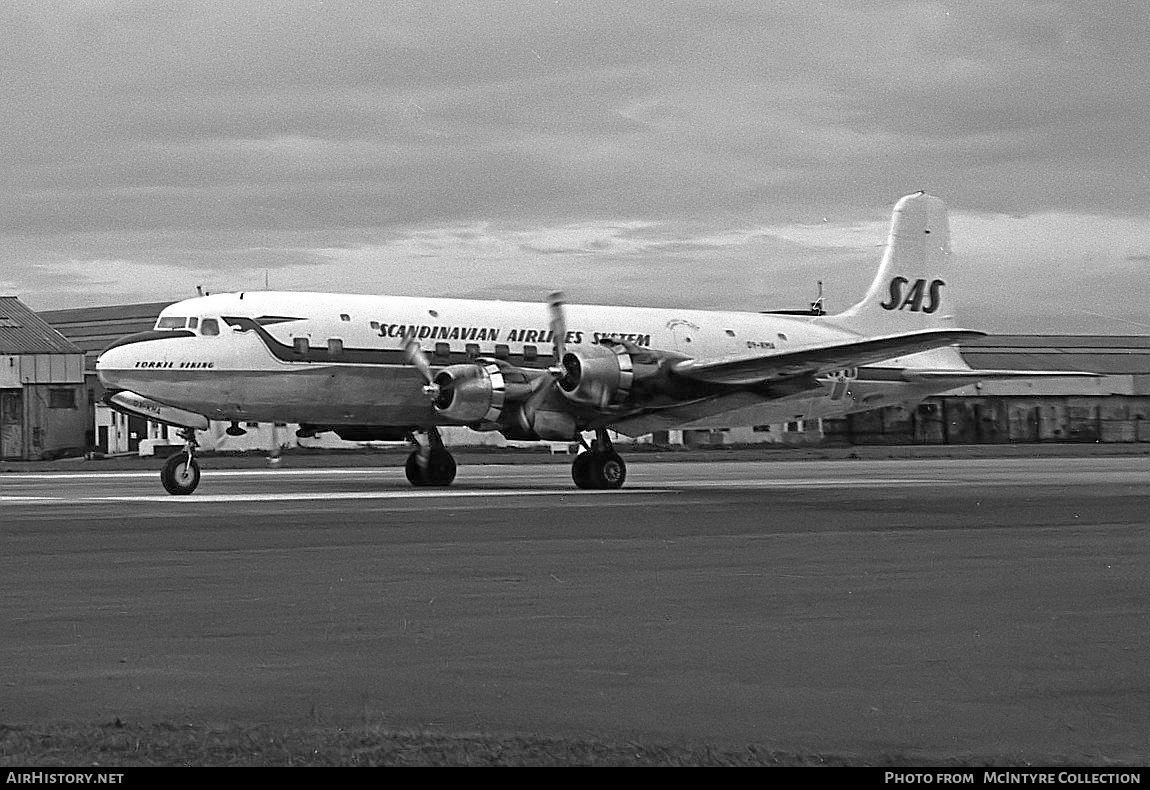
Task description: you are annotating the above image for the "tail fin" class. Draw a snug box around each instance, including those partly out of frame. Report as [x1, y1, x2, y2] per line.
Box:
[827, 192, 955, 336]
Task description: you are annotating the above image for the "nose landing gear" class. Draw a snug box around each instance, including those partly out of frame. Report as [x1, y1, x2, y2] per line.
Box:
[161, 428, 201, 495]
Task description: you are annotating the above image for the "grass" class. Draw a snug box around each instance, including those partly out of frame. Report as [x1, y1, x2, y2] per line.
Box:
[4, 721, 1133, 767]
[0, 722, 853, 767]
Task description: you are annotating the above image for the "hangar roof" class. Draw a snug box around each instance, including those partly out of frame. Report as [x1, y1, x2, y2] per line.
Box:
[0, 297, 82, 355]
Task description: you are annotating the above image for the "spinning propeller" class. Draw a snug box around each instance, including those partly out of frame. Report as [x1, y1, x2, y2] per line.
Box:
[402, 292, 576, 403]
[545, 291, 575, 389]
[403, 333, 442, 401]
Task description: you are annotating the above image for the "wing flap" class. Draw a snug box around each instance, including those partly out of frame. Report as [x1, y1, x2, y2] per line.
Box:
[672, 328, 985, 386]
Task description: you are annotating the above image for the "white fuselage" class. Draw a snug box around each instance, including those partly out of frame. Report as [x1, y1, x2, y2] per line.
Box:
[95, 291, 942, 431]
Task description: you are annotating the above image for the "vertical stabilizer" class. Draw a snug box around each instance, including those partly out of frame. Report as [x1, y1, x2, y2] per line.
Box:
[827, 192, 955, 336]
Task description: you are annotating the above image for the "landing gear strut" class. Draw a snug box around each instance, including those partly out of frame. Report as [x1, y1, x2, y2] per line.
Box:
[571, 428, 627, 490]
[161, 428, 201, 495]
[405, 427, 457, 487]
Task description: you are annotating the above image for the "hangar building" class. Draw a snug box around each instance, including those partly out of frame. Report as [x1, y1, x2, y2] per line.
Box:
[822, 335, 1150, 445]
[0, 297, 89, 460]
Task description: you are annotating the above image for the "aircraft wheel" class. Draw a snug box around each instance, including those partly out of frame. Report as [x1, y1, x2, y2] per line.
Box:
[405, 451, 428, 487]
[405, 448, 457, 487]
[161, 453, 201, 496]
[571, 452, 597, 489]
[592, 451, 627, 490]
[425, 448, 457, 486]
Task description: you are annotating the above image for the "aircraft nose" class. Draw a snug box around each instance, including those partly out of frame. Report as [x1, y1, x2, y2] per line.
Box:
[96, 329, 192, 388]
[96, 338, 136, 389]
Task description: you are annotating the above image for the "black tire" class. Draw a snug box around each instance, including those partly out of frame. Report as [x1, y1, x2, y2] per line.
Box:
[425, 448, 457, 486]
[405, 448, 457, 487]
[592, 451, 626, 490]
[405, 451, 429, 487]
[161, 453, 200, 495]
[572, 452, 597, 489]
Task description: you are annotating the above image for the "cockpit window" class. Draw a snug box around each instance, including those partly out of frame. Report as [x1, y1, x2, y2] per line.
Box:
[156, 316, 188, 330]
[201, 318, 220, 336]
[188, 317, 199, 330]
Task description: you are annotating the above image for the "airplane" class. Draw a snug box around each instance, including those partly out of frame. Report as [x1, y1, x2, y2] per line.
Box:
[96, 191, 1092, 495]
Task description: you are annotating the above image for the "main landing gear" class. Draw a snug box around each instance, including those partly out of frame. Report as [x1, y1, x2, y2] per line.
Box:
[405, 427, 457, 487]
[571, 428, 627, 490]
[161, 428, 201, 495]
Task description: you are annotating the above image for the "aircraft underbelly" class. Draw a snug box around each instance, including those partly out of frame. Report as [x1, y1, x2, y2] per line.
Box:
[117, 365, 435, 425]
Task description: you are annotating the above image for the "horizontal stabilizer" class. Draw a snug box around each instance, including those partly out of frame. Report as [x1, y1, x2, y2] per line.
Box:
[898, 369, 1102, 383]
[672, 328, 985, 386]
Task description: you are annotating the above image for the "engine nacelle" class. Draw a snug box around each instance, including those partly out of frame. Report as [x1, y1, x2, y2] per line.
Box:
[558, 343, 649, 407]
[432, 361, 507, 423]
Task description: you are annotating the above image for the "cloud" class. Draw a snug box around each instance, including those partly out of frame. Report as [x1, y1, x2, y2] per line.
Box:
[3, 1, 1149, 335]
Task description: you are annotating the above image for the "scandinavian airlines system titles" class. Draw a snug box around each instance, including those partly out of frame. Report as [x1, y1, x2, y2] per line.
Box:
[373, 322, 652, 346]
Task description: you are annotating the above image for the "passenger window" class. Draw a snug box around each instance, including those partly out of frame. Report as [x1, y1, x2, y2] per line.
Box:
[327, 338, 344, 357]
[465, 343, 480, 360]
[523, 345, 538, 362]
[494, 344, 510, 360]
[434, 342, 451, 360]
[201, 318, 219, 336]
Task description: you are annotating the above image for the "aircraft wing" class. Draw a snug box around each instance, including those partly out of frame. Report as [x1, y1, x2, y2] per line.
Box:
[670, 328, 986, 386]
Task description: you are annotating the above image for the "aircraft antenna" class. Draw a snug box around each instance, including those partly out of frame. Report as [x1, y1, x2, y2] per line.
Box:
[811, 280, 825, 315]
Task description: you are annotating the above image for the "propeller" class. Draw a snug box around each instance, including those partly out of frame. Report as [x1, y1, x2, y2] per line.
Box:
[403, 333, 441, 400]
[547, 291, 571, 383]
[267, 421, 282, 466]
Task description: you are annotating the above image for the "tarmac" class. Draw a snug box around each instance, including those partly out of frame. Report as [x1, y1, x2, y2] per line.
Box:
[4, 455, 1150, 763]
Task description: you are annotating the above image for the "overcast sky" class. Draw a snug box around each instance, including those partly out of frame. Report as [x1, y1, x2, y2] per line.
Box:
[3, 0, 1149, 333]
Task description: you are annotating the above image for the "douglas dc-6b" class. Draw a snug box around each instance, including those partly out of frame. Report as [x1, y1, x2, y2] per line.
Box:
[96, 192, 1089, 494]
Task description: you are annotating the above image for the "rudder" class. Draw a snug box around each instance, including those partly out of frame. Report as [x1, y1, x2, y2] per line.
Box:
[827, 192, 955, 335]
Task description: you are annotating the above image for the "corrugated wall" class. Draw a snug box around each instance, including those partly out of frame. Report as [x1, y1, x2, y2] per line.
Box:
[826, 396, 1150, 445]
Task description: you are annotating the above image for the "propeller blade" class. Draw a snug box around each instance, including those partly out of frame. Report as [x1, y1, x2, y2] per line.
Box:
[548, 291, 567, 377]
[402, 333, 440, 399]
[267, 421, 282, 466]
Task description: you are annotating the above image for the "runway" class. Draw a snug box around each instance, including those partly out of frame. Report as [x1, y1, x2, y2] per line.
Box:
[3, 456, 1149, 763]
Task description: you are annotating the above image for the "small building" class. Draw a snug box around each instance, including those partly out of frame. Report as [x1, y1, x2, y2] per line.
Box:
[0, 297, 89, 460]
